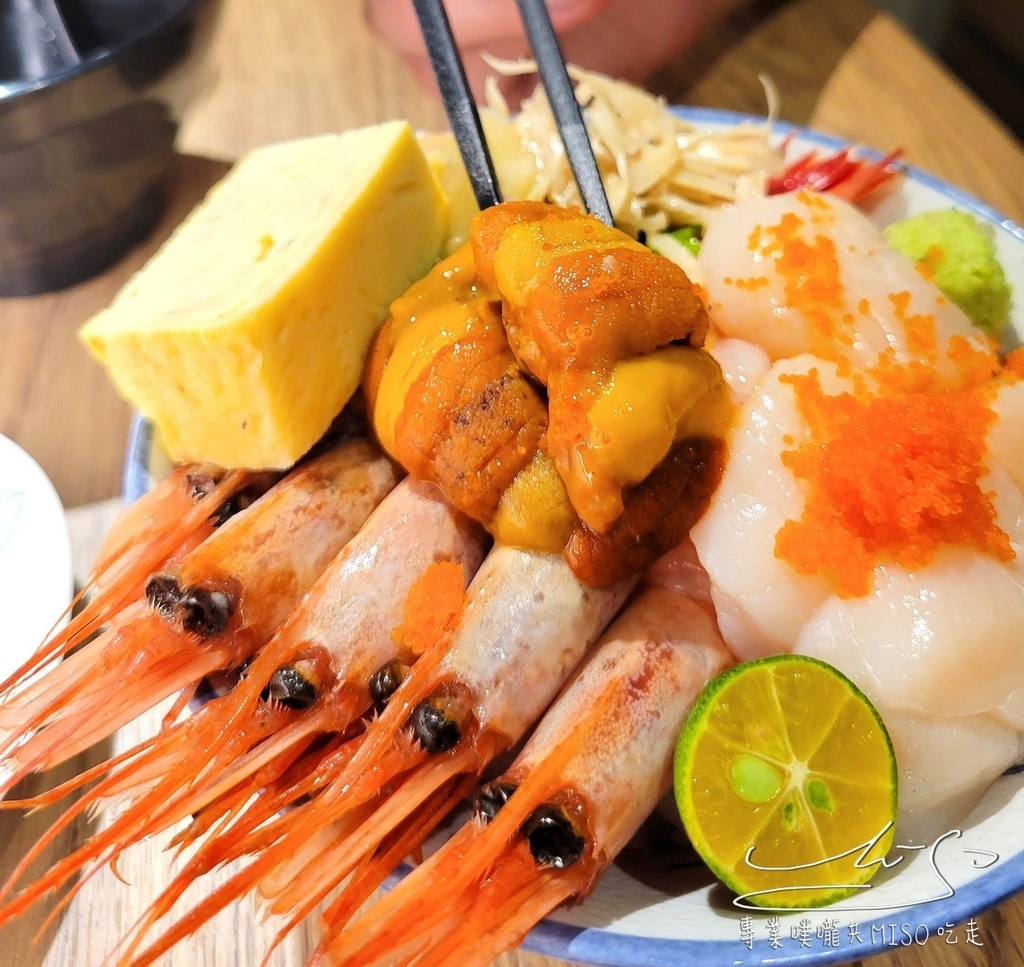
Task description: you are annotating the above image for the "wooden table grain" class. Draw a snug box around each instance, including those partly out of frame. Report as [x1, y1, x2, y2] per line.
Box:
[1, 1, 1022, 965]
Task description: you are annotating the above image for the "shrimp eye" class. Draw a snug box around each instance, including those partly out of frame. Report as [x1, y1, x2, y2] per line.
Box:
[178, 587, 235, 638]
[211, 485, 264, 527]
[211, 495, 243, 526]
[236, 655, 255, 678]
[368, 659, 411, 713]
[474, 781, 518, 823]
[185, 469, 223, 500]
[522, 805, 585, 869]
[410, 695, 463, 754]
[145, 573, 181, 618]
[264, 664, 318, 710]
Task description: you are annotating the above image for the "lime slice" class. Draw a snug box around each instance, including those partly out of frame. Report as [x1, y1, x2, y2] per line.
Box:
[674, 654, 897, 908]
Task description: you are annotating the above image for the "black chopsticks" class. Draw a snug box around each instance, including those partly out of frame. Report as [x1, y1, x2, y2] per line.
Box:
[412, 0, 503, 210]
[412, 0, 613, 225]
[514, 0, 613, 225]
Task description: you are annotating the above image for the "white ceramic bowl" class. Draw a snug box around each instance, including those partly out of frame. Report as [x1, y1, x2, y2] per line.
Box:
[124, 108, 1024, 967]
[0, 434, 72, 684]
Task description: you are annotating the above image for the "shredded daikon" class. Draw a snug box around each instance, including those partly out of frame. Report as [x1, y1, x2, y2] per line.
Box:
[483, 59, 785, 237]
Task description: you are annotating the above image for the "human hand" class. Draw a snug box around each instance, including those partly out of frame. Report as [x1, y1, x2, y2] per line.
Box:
[364, 0, 745, 106]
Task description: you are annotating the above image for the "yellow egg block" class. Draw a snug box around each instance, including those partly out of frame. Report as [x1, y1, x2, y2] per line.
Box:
[81, 120, 447, 469]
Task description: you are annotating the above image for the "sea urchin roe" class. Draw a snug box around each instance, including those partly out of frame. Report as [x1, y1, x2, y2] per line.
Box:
[373, 201, 728, 586]
[475, 202, 710, 531]
[576, 345, 732, 510]
[491, 451, 577, 554]
[774, 369, 1014, 597]
[371, 244, 547, 520]
[566, 436, 726, 586]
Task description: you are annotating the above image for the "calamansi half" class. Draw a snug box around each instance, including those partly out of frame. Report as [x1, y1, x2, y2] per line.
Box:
[674, 654, 898, 908]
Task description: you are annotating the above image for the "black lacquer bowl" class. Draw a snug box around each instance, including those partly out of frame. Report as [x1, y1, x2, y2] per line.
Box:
[0, 0, 223, 296]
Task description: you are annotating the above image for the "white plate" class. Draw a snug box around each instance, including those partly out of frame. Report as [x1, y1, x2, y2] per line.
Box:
[125, 108, 1024, 967]
[0, 434, 72, 685]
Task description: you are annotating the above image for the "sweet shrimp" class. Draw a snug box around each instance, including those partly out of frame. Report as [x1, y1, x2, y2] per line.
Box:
[321, 579, 734, 967]
[0, 438, 399, 796]
[0, 463, 279, 699]
[138, 476, 490, 834]
[0, 478, 491, 929]
[117, 545, 635, 965]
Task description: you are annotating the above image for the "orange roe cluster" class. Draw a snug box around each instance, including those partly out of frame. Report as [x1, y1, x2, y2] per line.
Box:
[391, 560, 466, 656]
[913, 244, 946, 283]
[889, 290, 937, 358]
[867, 332, 1000, 396]
[775, 369, 1014, 597]
[743, 194, 1002, 387]
[1006, 347, 1024, 381]
[747, 204, 848, 349]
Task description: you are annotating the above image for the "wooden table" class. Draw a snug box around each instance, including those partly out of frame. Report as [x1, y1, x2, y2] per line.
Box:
[0, 0, 1022, 965]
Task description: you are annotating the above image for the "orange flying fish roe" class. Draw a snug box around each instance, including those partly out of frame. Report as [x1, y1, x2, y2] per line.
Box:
[889, 290, 938, 358]
[774, 368, 1013, 598]
[734, 276, 770, 291]
[391, 560, 467, 656]
[869, 351, 941, 394]
[1006, 347, 1024, 381]
[946, 334, 1002, 387]
[914, 244, 945, 282]
[749, 205, 846, 348]
[867, 332, 999, 395]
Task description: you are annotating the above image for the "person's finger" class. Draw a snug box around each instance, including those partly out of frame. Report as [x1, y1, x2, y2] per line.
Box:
[364, 0, 608, 57]
[555, 0, 740, 83]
